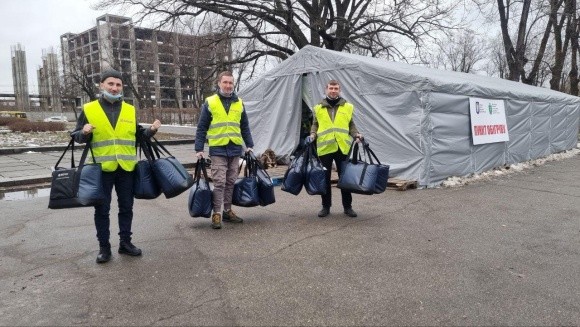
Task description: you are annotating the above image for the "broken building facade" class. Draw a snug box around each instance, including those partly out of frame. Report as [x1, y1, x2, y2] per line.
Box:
[60, 14, 231, 110]
[37, 48, 62, 111]
[11, 44, 30, 111]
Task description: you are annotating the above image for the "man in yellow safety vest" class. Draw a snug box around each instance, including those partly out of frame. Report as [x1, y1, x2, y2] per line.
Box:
[72, 69, 161, 264]
[309, 80, 363, 218]
[195, 71, 254, 229]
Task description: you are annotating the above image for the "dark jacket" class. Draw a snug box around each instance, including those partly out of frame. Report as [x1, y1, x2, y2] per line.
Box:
[71, 98, 155, 144]
[194, 92, 254, 157]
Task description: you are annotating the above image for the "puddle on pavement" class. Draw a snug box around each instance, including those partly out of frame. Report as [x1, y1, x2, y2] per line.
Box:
[0, 187, 50, 201]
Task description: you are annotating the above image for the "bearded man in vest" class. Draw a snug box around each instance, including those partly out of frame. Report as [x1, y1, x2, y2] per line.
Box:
[72, 69, 161, 264]
[195, 71, 254, 229]
[309, 80, 363, 218]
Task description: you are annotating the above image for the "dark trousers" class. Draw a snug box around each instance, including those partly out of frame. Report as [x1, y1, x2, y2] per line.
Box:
[94, 168, 134, 246]
[319, 150, 352, 209]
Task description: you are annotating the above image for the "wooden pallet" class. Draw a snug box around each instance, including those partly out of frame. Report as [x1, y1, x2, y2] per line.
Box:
[387, 178, 418, 191]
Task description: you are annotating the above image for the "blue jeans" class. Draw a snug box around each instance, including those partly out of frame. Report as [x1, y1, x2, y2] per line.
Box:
[94, 168, 134, 245]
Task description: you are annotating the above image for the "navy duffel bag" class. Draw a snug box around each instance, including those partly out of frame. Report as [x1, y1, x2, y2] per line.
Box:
[232, 154, 261, 207]
[133, 138, 161, 200]
[188, 158, 213, 218]
[248, 152, 276, 207]
[304, 142, 327, 195]
[48, 137, 105, 209]
[149, 137, 194, 199]
[281, 150, 306, 195]
[337, 140, 389, 195]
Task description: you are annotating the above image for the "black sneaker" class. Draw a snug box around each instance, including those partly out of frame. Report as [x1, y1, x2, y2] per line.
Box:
[222, 209, 243, 223]
[118, 241, 142, 256]
[96, 246, 112, 263]
[318, 207, 330, 217]
[344, 208, 358, 217]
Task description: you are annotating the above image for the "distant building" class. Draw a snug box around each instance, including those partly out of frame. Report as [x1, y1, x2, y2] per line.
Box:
[11, 44, 30, 110]
[37, 48, 62, 112]
[60, 14, 231, 109]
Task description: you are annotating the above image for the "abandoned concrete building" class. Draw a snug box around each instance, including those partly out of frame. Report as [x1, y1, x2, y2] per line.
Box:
[60, 14, 231, 110]
[10, 44, 30, 111]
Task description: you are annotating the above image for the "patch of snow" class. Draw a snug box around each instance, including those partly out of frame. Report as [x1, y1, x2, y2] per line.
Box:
[441, 148, 580, 188]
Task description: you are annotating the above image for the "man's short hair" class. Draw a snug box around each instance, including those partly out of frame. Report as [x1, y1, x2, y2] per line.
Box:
[327, 80, 340, 87]
[217, 71, 234, 83]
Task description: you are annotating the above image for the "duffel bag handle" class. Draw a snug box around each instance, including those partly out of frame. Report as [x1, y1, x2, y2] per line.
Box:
[193, 158, 210, 186]
[362, 141, 383, 166]
[345, 139, 363, 164]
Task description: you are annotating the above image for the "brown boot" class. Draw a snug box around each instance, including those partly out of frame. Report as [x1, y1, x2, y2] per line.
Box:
[211, 213, 222, 229]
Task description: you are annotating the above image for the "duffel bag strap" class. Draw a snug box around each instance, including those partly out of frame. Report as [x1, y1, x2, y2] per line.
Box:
[363, 141, 383, 165]
[54, 138, 75, 169]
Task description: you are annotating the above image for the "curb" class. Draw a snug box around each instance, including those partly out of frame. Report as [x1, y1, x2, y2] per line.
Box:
[0, 163, 288, 190]
[0, 139, 195, 155]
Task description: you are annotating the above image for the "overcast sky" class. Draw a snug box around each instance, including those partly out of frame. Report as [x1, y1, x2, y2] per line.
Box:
[0, 0, 109, 94]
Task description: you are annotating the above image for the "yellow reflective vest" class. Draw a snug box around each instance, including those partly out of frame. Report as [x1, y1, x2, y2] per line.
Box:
[314, 102, 354, 156]
[206, 94, 243, 147]
[83, 100, 137, 172]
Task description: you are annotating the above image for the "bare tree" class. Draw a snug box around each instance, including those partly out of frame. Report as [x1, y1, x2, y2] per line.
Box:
[64, 56, 98, 102]
[485, 36, 510, 79]
[425, 29, 487, 73]
[173, 30, 225, 123]
[94, 0, 461, 65]
[492, 0, 564, 85]
[549, 0, 576, 91]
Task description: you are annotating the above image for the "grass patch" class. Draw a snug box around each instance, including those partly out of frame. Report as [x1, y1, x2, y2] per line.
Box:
[1, 117, 68, 132]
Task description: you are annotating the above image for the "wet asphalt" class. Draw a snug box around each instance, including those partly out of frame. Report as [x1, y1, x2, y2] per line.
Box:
[0, 148, 578, 325]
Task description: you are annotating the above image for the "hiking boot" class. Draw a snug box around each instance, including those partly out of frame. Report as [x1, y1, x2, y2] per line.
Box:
[96, 245, 112, 264]
[118, 241, 142, 256]
[318, 207, 330, 217]
[222, 209, 243, 223]
[211, 213, 222, 229]
[344, 207, 358, 217]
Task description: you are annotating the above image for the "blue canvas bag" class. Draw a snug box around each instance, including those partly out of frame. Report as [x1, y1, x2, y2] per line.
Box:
[48, 136, 105, 209]
[281, 149, 307, 195]
[248, 152, 276, 206]
[133, 137, 162, 199]
[304, 142, 327, 195]
[149, 137, 194, 199]
[337, 140, 390, 195]
[232, 154, 261, 207]
[188, 158, 213, 218]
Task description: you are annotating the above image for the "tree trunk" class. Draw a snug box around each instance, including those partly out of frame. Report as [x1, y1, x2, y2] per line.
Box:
[570, 5, 579, 95]
[497, 0, 532, 82]
[549, 0, 570, 91]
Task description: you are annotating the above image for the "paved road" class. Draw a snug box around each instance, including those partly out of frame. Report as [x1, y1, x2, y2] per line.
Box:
[0, 154, 578, 326]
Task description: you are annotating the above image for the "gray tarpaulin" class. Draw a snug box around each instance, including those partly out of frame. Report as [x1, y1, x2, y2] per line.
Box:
[239, 45, 580, 187]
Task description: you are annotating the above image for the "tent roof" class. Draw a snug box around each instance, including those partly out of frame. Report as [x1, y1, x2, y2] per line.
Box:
[247, 45, 578, 104]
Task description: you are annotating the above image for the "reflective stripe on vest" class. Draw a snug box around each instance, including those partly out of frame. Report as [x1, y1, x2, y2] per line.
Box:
[83, 100, 137, 172]
[206, 94, 243, 146]
[314, 102, 353, 156]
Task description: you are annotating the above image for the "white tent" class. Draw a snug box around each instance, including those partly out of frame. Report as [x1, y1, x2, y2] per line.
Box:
[239, 45, 580, 187]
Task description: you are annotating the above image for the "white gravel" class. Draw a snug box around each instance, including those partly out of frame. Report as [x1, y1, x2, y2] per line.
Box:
[0, 131, 72, 148]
